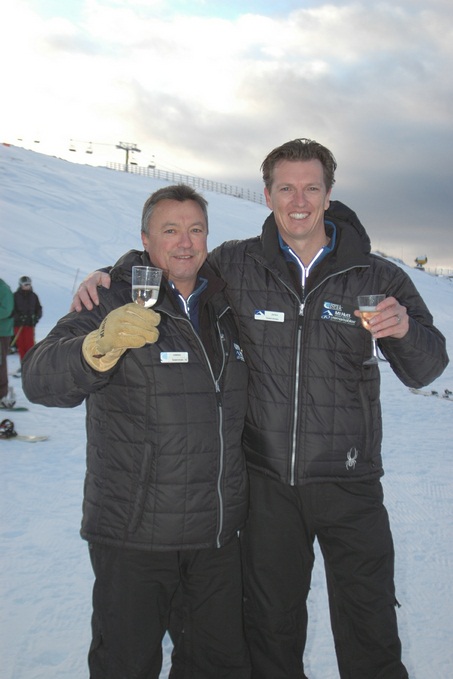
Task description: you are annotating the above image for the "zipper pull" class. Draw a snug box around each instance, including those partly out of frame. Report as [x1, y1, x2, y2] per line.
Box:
[299, 302, 305, 316]
[219, 331, 229, 357]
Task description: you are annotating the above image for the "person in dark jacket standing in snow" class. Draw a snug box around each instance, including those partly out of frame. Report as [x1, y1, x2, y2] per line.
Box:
[209, 139, 448, 679]
[72, 140, 448, 679]
[13, 275, 42, 373]
[22, 185, 250, 679]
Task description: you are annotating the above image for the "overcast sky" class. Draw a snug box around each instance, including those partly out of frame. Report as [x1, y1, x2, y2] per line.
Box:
[2, 0, 453, 270]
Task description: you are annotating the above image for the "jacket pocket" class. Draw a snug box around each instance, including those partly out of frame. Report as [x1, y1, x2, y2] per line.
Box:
[127, 445, 156, 534]
[358, 380, 382, 469]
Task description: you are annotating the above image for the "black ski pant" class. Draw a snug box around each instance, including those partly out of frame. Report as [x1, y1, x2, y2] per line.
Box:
[240, 472, 409, 679]
[88, 537, 250, 679]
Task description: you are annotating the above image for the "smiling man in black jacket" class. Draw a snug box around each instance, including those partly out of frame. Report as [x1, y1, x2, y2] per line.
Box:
[209, 139, 447, 679]
[22, 185, 250, 679]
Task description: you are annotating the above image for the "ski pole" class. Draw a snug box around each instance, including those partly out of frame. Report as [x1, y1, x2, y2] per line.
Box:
[10, 326, 23, 348]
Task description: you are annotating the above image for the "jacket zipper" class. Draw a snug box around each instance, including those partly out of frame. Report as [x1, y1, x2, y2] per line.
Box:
[214, 317, 229, 547]
[290, 321, 303, 484]
[165, 308, 228, 547]
[269, 262, 367, 485]
[272, 274, 304, 486]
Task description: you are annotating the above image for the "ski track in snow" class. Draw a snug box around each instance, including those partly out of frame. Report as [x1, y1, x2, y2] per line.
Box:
[1, 145, 452, 678]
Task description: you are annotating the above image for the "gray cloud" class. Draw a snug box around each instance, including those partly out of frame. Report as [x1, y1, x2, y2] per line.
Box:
[4, 0, 452, 269]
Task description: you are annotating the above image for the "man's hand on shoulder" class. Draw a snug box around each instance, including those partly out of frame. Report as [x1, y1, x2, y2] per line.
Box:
[70, 271, 112, 312]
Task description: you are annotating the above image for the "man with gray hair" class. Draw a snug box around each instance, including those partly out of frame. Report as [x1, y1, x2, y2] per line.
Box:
[22, 184, 250, 679]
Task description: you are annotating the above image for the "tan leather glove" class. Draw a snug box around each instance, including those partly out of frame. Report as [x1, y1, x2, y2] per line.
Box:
[82, 303, 160, 371]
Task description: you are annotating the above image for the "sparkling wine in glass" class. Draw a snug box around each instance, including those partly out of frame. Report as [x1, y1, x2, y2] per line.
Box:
[357, 294, 386, 365]
[131, 266, 162, 308]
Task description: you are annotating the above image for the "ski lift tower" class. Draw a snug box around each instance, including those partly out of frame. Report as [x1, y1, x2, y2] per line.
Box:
[116, 142, 141, 171]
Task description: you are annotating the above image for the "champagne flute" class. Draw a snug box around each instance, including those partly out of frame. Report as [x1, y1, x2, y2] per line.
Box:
[357, 294, 386, 365]
[131, 266, 162, 308]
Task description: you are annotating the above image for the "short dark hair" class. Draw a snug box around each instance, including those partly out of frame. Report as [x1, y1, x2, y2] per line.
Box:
[141, 184, 209, 234]
[261, 138, 337, 192]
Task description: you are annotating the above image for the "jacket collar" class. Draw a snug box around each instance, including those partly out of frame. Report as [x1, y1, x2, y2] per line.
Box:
[278, 221, 337, 274]
[260, 200, 371, 276]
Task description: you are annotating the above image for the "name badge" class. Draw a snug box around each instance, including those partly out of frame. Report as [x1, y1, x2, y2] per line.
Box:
[254, 310, 285, 323]
[160, 352, 189, 363]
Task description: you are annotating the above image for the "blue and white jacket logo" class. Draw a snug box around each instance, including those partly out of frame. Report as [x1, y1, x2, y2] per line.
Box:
[321, 301, 357, 326]
[233, 343, 245, 362]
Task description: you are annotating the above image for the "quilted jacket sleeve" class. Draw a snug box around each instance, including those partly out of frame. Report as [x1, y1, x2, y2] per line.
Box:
[378, 262, 448, 388]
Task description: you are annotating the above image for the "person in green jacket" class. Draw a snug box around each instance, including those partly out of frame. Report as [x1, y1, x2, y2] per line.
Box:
[0, 278, 15, 408]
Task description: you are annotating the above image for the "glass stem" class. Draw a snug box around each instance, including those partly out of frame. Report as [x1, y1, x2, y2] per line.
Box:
[371, 337, 379, 360]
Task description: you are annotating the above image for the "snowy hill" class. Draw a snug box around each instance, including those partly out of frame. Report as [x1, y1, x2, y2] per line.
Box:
[1, 144, 452, 679]
[1, 144, 270, 333]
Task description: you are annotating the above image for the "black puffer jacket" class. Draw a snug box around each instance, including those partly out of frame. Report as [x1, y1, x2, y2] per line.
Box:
[13, 287, 42, 326]
[22, 255, 249, 551]
[209, 201, 448, 486]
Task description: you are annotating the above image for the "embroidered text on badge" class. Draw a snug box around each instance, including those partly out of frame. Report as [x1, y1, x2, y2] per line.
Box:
[254, 310, 285, 323]
[160, 352, 189, 363]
